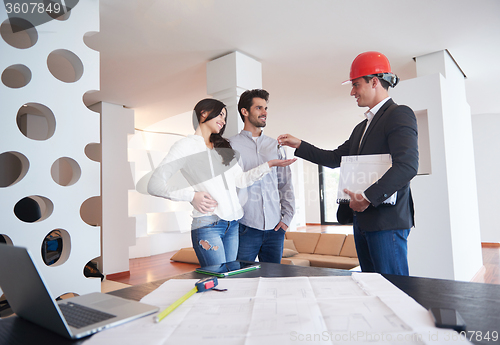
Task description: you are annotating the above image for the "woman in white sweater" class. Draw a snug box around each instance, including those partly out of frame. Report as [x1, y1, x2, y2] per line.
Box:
[147, 98, 295, 266]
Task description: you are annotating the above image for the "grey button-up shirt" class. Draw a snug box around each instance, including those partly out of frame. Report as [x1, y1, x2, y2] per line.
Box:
[229, 130, 295, 230]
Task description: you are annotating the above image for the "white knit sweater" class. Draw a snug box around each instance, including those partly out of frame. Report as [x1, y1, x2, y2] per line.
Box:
[147, 135, 271, 221]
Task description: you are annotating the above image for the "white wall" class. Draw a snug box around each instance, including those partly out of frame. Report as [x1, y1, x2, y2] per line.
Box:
[128, 116, 193, 258]
[472, 113, 500, 243]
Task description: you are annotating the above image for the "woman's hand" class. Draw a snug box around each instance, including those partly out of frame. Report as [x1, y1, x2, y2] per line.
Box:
[268, 158, 297, 168]
[277, 134, 302, 149]
[191, 191, 218, 213]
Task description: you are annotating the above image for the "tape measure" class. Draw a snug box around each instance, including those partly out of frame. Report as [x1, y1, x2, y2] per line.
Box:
[154, 276, 219, 323]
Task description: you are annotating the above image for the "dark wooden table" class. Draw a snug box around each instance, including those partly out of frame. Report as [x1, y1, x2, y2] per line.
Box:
[1, 263, 499, 345]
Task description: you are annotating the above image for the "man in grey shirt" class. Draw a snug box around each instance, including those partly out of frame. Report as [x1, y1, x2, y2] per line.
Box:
[229, 89, 295, 263]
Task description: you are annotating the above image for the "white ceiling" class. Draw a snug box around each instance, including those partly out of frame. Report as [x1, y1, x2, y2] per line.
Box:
[85, 0, 500, 148]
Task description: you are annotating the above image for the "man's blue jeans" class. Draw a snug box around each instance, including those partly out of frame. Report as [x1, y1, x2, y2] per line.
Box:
[191, 216, 239, 267]
[236, 224, 285, 264]
[353, 215, 410, 276]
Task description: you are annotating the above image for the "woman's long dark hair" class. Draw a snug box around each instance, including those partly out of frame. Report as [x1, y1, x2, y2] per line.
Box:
[193, 98, 235, 166]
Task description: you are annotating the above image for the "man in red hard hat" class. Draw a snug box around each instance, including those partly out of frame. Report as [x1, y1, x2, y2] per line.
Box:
[278, 52, 418, 276]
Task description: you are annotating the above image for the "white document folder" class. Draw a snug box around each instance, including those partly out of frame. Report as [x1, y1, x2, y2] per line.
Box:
[336, 154, 397, 205]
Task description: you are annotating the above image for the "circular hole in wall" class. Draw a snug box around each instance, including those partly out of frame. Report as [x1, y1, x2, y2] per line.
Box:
[83, 32, 98, 52]
[17, 103, 56, 140]
[0, 17, 38, 49]
[41, 229, 70, 266]
[47, 49, 83, 83]
[14, 197, 41, 222]
[83, 258, 103, 281]
[57, 292, 79, 299]
[31, 195, 54, 221]
[84, 143, 101, 162]
[0, 151, 29, 187]
[2, 64, 32, 88]
[51, 157, 81, 186]
[83, 90, 100, 111]
[80, 196, 101, 226]
[14, 195, 53, 222]
[0, 234, 13, 245]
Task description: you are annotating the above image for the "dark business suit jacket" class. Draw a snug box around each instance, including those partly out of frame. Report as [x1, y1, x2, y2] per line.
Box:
[295, 99, 419, 231]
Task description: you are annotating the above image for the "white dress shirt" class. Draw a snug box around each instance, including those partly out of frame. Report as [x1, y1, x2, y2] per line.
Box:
[229, 130, 295, 230]
[361, 97, 391, 203]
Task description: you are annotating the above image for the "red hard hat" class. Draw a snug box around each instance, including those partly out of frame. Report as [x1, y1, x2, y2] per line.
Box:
[343, 51, 396, 85]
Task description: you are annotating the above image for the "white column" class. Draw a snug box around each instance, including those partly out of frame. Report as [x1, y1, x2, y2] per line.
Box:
[96, 102, 136, 275]
[206, 51, 262, 137]
[391, 50, 483, 281]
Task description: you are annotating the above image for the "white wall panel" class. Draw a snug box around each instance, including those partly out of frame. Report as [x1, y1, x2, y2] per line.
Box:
[0, 1, 101, 297]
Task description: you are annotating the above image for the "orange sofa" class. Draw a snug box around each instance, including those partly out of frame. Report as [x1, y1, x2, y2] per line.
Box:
[281, 232, 359, 270]
[170, 232, 359, 271]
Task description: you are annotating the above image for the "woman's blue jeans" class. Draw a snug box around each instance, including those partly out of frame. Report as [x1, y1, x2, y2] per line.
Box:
[191, 215, 239, 267]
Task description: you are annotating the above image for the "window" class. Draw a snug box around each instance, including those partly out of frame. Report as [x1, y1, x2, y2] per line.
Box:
[319, 165, 340, 224]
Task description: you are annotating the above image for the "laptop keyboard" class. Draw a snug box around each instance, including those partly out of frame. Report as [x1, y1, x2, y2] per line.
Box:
[59, 302, 116, 329]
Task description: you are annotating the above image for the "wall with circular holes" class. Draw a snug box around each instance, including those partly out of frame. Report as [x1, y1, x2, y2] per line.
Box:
[0, 1, 101, 298]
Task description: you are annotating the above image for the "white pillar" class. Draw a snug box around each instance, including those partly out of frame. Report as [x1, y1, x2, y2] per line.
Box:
[92, 102, 136, 275]
[206, 51, 262, 137]
[391, 50, 483, 281]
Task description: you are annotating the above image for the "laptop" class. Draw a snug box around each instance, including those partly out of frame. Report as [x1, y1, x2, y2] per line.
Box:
[0, 244, 159, 339]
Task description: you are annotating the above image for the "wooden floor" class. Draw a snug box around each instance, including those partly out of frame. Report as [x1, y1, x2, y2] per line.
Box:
[107, 225, 500, 286]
